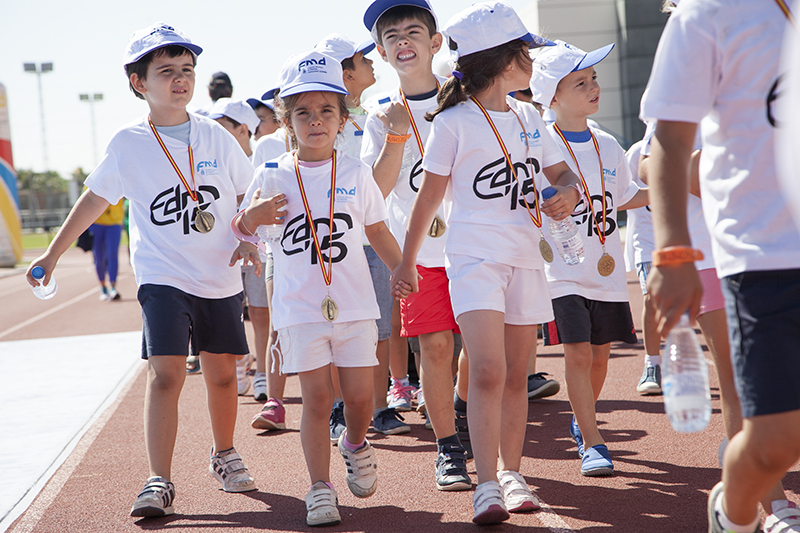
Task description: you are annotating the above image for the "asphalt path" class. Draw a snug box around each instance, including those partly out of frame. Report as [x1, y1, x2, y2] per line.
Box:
[1, 246, 797, 532]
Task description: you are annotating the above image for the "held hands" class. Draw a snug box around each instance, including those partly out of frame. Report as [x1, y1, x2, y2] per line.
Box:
[377, 102, 411, 136]
[541, 185, 582, 221]
[246, 187, 287, 228]
[229, 242, 263, 277]
[390, 260, 420, 301]
[646, 262, 703, 337]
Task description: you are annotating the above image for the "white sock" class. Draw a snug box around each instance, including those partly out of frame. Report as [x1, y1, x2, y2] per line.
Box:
[392, 375, 410, 387]
[645, 354, 662, 367]
[715, 493, 760, 533]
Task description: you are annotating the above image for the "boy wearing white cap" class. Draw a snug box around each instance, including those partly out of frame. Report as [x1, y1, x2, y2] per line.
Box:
[26, 23, 258, 516]
[209, 98, 260, 159]
[392, 1, 578, 523]
[362, 0, 475, 493]
[231, 50, 407, 526]
[530, 40, 648, 477]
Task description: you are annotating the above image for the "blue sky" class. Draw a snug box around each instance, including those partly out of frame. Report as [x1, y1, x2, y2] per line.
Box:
[0, 0, 535, 178]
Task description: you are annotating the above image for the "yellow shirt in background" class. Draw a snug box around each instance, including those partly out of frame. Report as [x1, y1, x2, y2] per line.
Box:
[94, 198, 125, 226]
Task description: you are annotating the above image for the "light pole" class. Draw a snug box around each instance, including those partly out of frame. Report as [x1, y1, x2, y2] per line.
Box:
[79, 93, 103, 165]
[23, 62, 53, 171]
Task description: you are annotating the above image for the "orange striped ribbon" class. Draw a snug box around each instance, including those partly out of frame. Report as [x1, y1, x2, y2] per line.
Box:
[398, 80, 441, 157]
[470, 97, 543, 229]
[348, 117, 362, 131]
[552, 123, 607, 246]
[148, 117, 198, 203]
[293, 151, 337, 287]
[775, 0, 795, 24]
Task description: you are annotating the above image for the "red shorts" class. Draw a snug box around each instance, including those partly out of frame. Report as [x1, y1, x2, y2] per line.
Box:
[399, 265, 460, 337]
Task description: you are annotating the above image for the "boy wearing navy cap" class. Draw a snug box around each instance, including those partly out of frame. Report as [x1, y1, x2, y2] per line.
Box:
[27, 22, 258, 517]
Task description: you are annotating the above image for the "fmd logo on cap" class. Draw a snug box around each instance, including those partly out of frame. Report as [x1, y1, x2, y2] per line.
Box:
[298, 57, 328, 73]
[277, 51, 348, 98]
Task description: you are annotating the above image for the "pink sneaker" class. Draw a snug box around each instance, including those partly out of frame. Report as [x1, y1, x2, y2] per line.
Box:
[251, 398, 286, 430]
[387, 379, 415, 412]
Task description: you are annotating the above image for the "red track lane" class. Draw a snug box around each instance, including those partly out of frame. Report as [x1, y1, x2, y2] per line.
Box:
[4, 247, 798, 532]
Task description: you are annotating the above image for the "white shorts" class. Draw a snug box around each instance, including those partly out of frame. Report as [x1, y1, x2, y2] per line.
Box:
[276, 319, 378, 374]
[446, 253, 554, 326]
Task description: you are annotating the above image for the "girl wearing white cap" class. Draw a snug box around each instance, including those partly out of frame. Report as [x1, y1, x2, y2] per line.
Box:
[530, 40, 648, 477]
[230, 50, 407, 527]
[391, 1, 581, 525]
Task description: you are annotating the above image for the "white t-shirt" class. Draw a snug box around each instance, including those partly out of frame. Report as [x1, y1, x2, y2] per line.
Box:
[338, 111, 368, 160]
[777, 0, 800, 232]
[250, 151, 389, 330]
[252, 127, 291, 167]
[543, 125, 639, 302]
[423, 97, 563, 269]
[361, 82, 447, 268]
[85, 113, 254, 298]
[640, 0, 800, 277]
[623, 140, 654, 271]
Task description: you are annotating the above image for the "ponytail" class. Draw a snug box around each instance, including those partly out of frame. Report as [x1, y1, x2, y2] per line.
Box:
[426, 75, 467, 121]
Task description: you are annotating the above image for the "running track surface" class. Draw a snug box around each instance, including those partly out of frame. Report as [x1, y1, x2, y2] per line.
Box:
[2, 247, 798, 533]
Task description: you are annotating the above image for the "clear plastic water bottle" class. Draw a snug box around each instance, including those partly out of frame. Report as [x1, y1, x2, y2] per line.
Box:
[662, 313, 712, 433]
[541, 187, 585, 265]
[255, 162, 284, 243]
[30, 265, 58, 300]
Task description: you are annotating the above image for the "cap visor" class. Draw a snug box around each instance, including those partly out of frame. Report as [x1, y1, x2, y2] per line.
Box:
[357, 40, 377, 56]
[521, 33, 556, 49]
[573, 43, 615, 72]
[261, 88, 278, 100]
[364, 0, 431, 32]
[279, 82, 349, 98]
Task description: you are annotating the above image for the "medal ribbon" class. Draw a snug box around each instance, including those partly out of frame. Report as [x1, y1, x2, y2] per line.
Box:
[470, 97, 543, 229]
[774, 0, 795, 24]
[348, 117, 363, 131]
[293, 152, 336, 288]
[552, 123, 607, 246]
[148, 117, 198, 203]
[398, 80, 441, 157]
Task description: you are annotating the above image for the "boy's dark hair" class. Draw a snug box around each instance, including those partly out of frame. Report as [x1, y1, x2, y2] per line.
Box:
[341, 56, 356, 72]
[125, 45, 197, 101]
[375, 5, 436, 46]
[426, 39, 531, 121]
[275, 92, 350, 150]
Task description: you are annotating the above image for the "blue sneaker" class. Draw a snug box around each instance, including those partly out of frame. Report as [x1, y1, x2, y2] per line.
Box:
[569, 416, 584, 458]
[580, 444, 613, 477]
[330, 401, 346, 443]
[371, 408, 411, 435]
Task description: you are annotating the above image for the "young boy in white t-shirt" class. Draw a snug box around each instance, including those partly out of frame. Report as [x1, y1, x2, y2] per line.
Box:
[641, 0, 800, 531]
[530, 40, 648, 477]
[27, 23, 257, 517]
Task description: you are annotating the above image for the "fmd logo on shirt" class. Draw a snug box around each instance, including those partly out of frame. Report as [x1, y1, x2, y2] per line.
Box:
[519, 130, 542, 147]
[196, 160, 218, 176]
[328, 186, 357, 204]
[603, 167, 616, 184]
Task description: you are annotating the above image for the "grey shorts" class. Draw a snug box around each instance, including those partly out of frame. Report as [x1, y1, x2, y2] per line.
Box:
[138, 284, 249, 359]
[365, 245, 392, 341]
[241, 253, 272, 308]
[407, 333, 463, 357]
[543, 294, 638, 346]
[722, 269, 800, 418]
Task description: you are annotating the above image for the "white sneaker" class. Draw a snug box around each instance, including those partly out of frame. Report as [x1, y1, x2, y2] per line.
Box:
[236, 354, 252, 396]
[337, 432, 377, 498]
[472, 480, 509, 525]
[305, 482, 340, 526]
[498, 470, 540, 513]
[253, 372, 267, 402]
[765, 501, 800, 533]
[130, 476, 175, 517]
[99, 288, 110, 301]
[209, 447, 256, 492]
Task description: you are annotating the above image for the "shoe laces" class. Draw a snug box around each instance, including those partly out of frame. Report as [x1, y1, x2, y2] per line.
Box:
[529, 372, 551, 380]
[375, 407, 405, 425]
[437, 444, 467, 472]
[390, 381, 415, 402]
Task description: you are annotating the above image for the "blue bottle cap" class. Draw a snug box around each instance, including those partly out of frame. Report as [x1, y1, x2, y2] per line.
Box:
[541, 186, 557, 200]
[31, 266, 45, 280]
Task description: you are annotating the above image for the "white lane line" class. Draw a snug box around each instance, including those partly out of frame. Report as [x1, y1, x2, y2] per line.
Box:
[2, 359, 144, 533]
[0, 287, 99, 341]
[533, 495, 576, 532]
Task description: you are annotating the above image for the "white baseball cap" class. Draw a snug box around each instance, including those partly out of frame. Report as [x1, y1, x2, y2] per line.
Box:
[123, 22, 202, 66]
[363, 0, 439, 44]
[277, 51, 349, 98]
[442, 1, 554, 62]
[208, 98, 260, 135]
[530, 40, 615, 107]
[315, 33, 376, 64]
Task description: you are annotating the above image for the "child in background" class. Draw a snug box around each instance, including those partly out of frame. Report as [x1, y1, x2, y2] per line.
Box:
[393, 2, 580, 524]
[247, 98, 281, 141]
[90, 198, 125, 301]
[230, 50, 407, 527]
[530, 40, 648, 477]
[26, 23, 257, 517]
[361, 0, 468, 492]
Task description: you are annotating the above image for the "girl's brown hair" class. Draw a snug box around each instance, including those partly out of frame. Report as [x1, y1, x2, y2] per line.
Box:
[426, 39, 532, 122]
[274, 91, 350, 150]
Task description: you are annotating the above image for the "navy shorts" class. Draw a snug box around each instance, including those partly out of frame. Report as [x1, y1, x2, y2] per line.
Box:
[544, 294, 637, 346]
[722, 269, 800, 418]
[138, 284, 249, 359]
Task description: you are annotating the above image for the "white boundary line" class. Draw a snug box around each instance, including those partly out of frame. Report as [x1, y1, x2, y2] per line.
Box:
[1, 359, 144, 533]
[533, 495, 576, 532]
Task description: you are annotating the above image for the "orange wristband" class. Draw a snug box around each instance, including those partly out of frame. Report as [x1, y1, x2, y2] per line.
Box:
[386, 132, 412, 144]
[652, 246, 704, 266]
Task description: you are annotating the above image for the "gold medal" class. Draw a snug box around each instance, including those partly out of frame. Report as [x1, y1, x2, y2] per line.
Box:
[322, 295, 339, 322]
[539, 236, 554, 263]
[427, 214, 446, 238]
[598, 253, 615, 276]
[194, 209, 215, 233]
